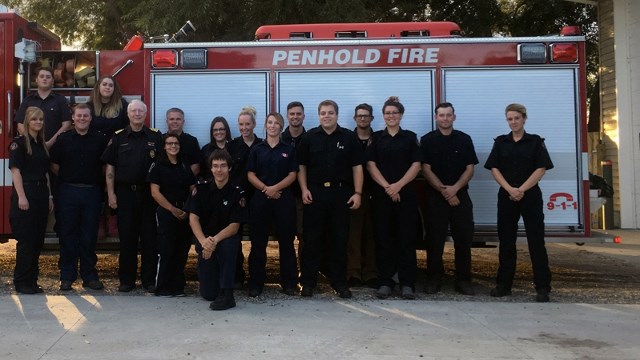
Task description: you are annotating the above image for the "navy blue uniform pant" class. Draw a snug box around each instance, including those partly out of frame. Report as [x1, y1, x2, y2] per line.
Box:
[197, 234, 240, 301]
[424, 188, 474, 281]
[248, 190, 298, 290]
[57, 183, 102, 283]
[11, 183, 49, 288]
[496, 185, 551, 291]
[115, 185, 157, 287]
[300, 185, 351, 290]
[155, 207, 192, 295]
[372, 186, 418, 289]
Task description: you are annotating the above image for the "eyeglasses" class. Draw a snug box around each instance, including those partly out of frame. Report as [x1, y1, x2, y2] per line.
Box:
[212, 128, 226, 133]
[383, 111, 401, 116]
[165, 142, 180, 146]
[355, 114, 371, 119]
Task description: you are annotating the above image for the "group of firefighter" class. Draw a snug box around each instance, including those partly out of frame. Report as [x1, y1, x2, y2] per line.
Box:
[7, 67, 554, 310]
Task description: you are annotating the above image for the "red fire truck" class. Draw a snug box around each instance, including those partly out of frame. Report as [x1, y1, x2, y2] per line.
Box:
[1, 10, 596, 242]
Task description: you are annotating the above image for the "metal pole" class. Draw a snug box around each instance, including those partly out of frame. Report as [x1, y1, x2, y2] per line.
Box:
[601, 160, 614, 229]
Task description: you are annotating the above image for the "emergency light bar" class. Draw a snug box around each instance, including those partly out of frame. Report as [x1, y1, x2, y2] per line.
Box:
[151, 49, 178, 69]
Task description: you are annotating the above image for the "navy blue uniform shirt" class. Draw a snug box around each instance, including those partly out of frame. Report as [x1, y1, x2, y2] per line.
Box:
[484, 132, 554, 187]
[184, 182, 248, 236]
[228, 136, 263, 194]
[8, 135, 49, 182]
[50, 129, 109, 185]
[297, 125, 362, 185]
[246, 140, 297, 187]
[147, 160, 197, 204]
[366, 128, 421, 184]
[88, 98, 129, 136]
[101, 126, 163, 184]
[15, 93, 71, 141]
[420, 129, 478, 188]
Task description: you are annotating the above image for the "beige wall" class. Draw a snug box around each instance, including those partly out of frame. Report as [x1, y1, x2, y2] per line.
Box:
[598, 0, 619, 226]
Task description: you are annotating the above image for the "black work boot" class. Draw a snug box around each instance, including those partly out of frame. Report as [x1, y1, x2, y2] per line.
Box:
[209, 289, 236, 311]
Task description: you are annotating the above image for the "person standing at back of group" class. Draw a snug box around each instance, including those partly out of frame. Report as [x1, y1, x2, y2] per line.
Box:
[367, 96, 421, 300]
[246, 112, 299, 297]
[87, 75, 128, 136]
[51, 104, 109, 292]
[101, 99, 163, 293]
[484, 103, 554, 302]
[282, 101, 306, 254]
[297, 100, 363, 299]
[420, 102, 478, 296]
[15, 67, 71, 148]
[347, 103, 377, 289]
[9, 107, 54, 294]
[228, 106, 263, 289]
[200, 116, 232, 182]
[147, 133, 197, 297]
[165, 108, 201, 177]
[87, 75, 128, 239]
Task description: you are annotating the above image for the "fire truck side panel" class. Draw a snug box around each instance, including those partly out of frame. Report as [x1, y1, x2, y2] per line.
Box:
[150, 72, 270, 141]
[1, 14, 60, 238]
[443, 67, 583, 232]
[98, 50, 146, 102]
[274, 69, 435, 136]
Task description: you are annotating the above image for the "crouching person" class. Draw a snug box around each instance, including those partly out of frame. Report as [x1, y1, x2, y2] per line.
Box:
[185, 149, 247, 310]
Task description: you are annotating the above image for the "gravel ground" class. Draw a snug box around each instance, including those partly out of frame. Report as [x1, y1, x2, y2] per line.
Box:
[1, 240, 639, 304]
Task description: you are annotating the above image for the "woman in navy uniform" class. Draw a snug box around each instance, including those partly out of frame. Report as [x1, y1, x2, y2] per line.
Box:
[87, 75, 128, 238]
[147, 133, 197, 297]
[246, 112, 298, 297]
[228, 106, 263, 288]
[367, 96, 421, 300]
[9, 106, 54, 294]
[484, 103, 554, 302]
[200, 116, 232, 182]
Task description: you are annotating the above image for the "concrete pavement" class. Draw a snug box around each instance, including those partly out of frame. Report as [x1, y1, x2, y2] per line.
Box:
[1, 294, 639, 359]
[2, 229, 639, 359]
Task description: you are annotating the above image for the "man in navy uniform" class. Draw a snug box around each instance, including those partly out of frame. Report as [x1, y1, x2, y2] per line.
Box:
[101, 99, 162, 292]
[51, 103, 109, 291]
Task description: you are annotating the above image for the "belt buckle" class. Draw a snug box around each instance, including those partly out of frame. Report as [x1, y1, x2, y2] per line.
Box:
[323, 182, 331, 187]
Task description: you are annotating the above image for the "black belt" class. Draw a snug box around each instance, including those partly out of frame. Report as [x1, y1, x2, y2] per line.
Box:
[119, 183, 149, 191]
[66, 183, 97, 188]
[318, 181, 349, 188]
[23, 180, 47, 186]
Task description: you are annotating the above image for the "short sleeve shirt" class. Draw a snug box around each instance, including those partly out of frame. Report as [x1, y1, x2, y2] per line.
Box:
[178, 132, 201, 166]
[246, 140, 297, 187]
[50, 129, 109, 184]
[228, 136, 263, 193]
[101, 126, 163, 184]
[484, 132, 554, 187]
[184, 182, 248, 236]
[15, 93, 72, 141]
[8, 135, 49, 182]
[297, 126, 362, 185]
[420, 129, 478, 188]
[146, 160, 197, 204]
[366, 128, 421, 184]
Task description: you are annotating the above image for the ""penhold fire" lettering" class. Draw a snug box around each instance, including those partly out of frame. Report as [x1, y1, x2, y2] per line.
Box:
[272, 47, 439, 66]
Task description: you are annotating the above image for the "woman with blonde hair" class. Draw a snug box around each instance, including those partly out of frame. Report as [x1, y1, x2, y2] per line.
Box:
[227, 105, 263, 288]
[9, 106, 54, 294]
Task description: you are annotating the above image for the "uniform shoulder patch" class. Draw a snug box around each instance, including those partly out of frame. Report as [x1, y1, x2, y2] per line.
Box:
[9, 142, 18, 151]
